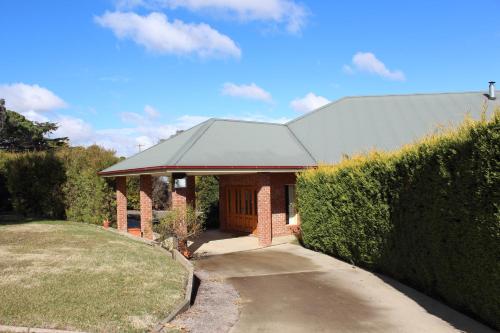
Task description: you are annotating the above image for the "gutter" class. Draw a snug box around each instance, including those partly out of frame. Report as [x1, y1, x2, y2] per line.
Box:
[98, 165, 314, 177]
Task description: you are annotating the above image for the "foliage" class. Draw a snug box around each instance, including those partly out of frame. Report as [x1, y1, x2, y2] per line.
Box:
[127, 176, 140, 210]
[196, 175, 219, 228]
[152, 176, 170, 210]
[0, 151, 13, 211]
[1, 145, 118, 224]
[5, 152, 66, 218]
[0, 106, 68, 152]
[156, 205, 204, 243]
[297, 110, 500, 329]
[57, 145, 118, 225]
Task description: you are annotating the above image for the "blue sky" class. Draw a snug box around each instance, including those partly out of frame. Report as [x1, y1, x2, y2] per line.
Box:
[1, 0, 499, 156]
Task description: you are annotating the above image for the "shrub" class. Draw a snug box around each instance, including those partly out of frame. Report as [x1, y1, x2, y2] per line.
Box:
[196, 175, 219, 228]
[297, 110, 500, 328]
[0, 151, 13, 212]
[156, 205, 204, 257]
[152, 176, 169, 210]
[57, 145, 118, 225]
[126, 177, 140, 210]
[5, 152, 66, 218]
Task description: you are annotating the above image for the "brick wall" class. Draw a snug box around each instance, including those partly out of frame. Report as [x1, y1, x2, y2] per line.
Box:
[116, 176, 127, 232]
[219, 172, 297, 241]
[140, 175, 153, 240]
[271, 173, 296, 237]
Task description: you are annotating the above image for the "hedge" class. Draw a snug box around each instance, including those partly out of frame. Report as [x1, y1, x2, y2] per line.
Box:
[58, 145, 118, 224]
[5, 151, 66, 218]
[0, 145, 118, 224]
[297, 110, 500, 329]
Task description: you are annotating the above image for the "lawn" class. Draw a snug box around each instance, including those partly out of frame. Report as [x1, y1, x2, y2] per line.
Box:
[0, 219, 187, 332]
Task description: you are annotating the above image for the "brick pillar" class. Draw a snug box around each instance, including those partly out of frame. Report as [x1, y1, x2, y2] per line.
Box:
[116, 176, 127, 232]
[257, 173, 272, 247]
[171, 175, 196, 210]
[140, 175, 153, 240]
[171, 176, 195, 252]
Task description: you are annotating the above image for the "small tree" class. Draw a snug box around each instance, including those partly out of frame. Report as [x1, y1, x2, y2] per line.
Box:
[156, 205, 204, 258]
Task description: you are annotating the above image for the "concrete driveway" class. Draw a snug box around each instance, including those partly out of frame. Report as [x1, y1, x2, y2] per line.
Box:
[195, 243, 494, 333]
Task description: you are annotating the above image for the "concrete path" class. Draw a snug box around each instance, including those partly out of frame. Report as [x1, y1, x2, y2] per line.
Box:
[189, 230, 295, 257]
[194, 243, 494, 333]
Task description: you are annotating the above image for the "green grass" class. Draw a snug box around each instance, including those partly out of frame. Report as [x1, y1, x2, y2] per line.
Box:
[0, 219, 187, 332]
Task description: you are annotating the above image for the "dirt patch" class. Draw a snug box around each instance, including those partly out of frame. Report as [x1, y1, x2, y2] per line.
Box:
[128, 314, 157, 330]
[171, 270, 239, 333]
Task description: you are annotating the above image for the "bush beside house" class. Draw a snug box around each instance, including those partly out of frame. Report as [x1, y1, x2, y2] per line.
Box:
[297, 110, 500, 329]
[5, 151, 66, 218]
[0, 146, 119, 224]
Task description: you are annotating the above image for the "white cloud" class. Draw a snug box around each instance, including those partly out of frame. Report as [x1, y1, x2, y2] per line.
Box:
[95, 11, 241, 58]
[290, 92, 330, 113]
[0, 83, 67, 119]
[144, 104, 160, 118]
[116, 0, 308, 33]
[221, 82, 272, 102]
[52, 113, 210, 157]
[344, 52, 406, 81]
[52, 116, 94, 142]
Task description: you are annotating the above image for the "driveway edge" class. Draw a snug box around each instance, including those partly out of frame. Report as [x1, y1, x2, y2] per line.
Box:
[153, 248, 195, 333]
[101, 226, 194, 332]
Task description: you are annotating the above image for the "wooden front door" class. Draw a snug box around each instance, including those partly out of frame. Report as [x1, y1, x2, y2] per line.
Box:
[226, 186, 258, 234]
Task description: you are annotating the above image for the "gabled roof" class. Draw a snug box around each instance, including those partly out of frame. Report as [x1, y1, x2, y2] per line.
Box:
[100, 90, 499, 176]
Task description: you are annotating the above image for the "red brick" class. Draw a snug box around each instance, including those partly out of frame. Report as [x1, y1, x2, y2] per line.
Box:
[171, 175, 196, 240]
[140, 175, 153, 240]
[257, 173, 272, 246]
[116, 176, 127, 232]
[219, 172, 298, 243]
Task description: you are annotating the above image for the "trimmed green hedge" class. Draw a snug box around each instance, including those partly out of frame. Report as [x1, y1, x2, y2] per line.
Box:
[297, 110, 500, 329]
[5, 152, 66, 218]
[1, 145, 118, 224]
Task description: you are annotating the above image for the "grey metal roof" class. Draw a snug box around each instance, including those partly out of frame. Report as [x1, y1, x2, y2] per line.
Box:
[100, 90, 499, 175]
[288, 91, 499, 164]
[100, 118, 316, 174]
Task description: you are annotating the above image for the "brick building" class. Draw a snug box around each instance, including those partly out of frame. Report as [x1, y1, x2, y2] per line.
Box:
[99, 88, 499, 246]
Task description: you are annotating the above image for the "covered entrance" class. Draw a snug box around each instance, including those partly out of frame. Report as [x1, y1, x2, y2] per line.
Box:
[225, 186, 258, 234]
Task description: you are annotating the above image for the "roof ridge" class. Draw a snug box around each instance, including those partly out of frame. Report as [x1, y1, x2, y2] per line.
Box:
[171, 118, 217, 166]
[286, 90, 493, 125]
[211, 118, 286, 126]
[285, 124, 317, 164]
[340, 90, 489, 99]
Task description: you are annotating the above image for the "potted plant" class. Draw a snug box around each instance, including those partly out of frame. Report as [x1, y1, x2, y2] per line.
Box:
[103, 218, 110, 229]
